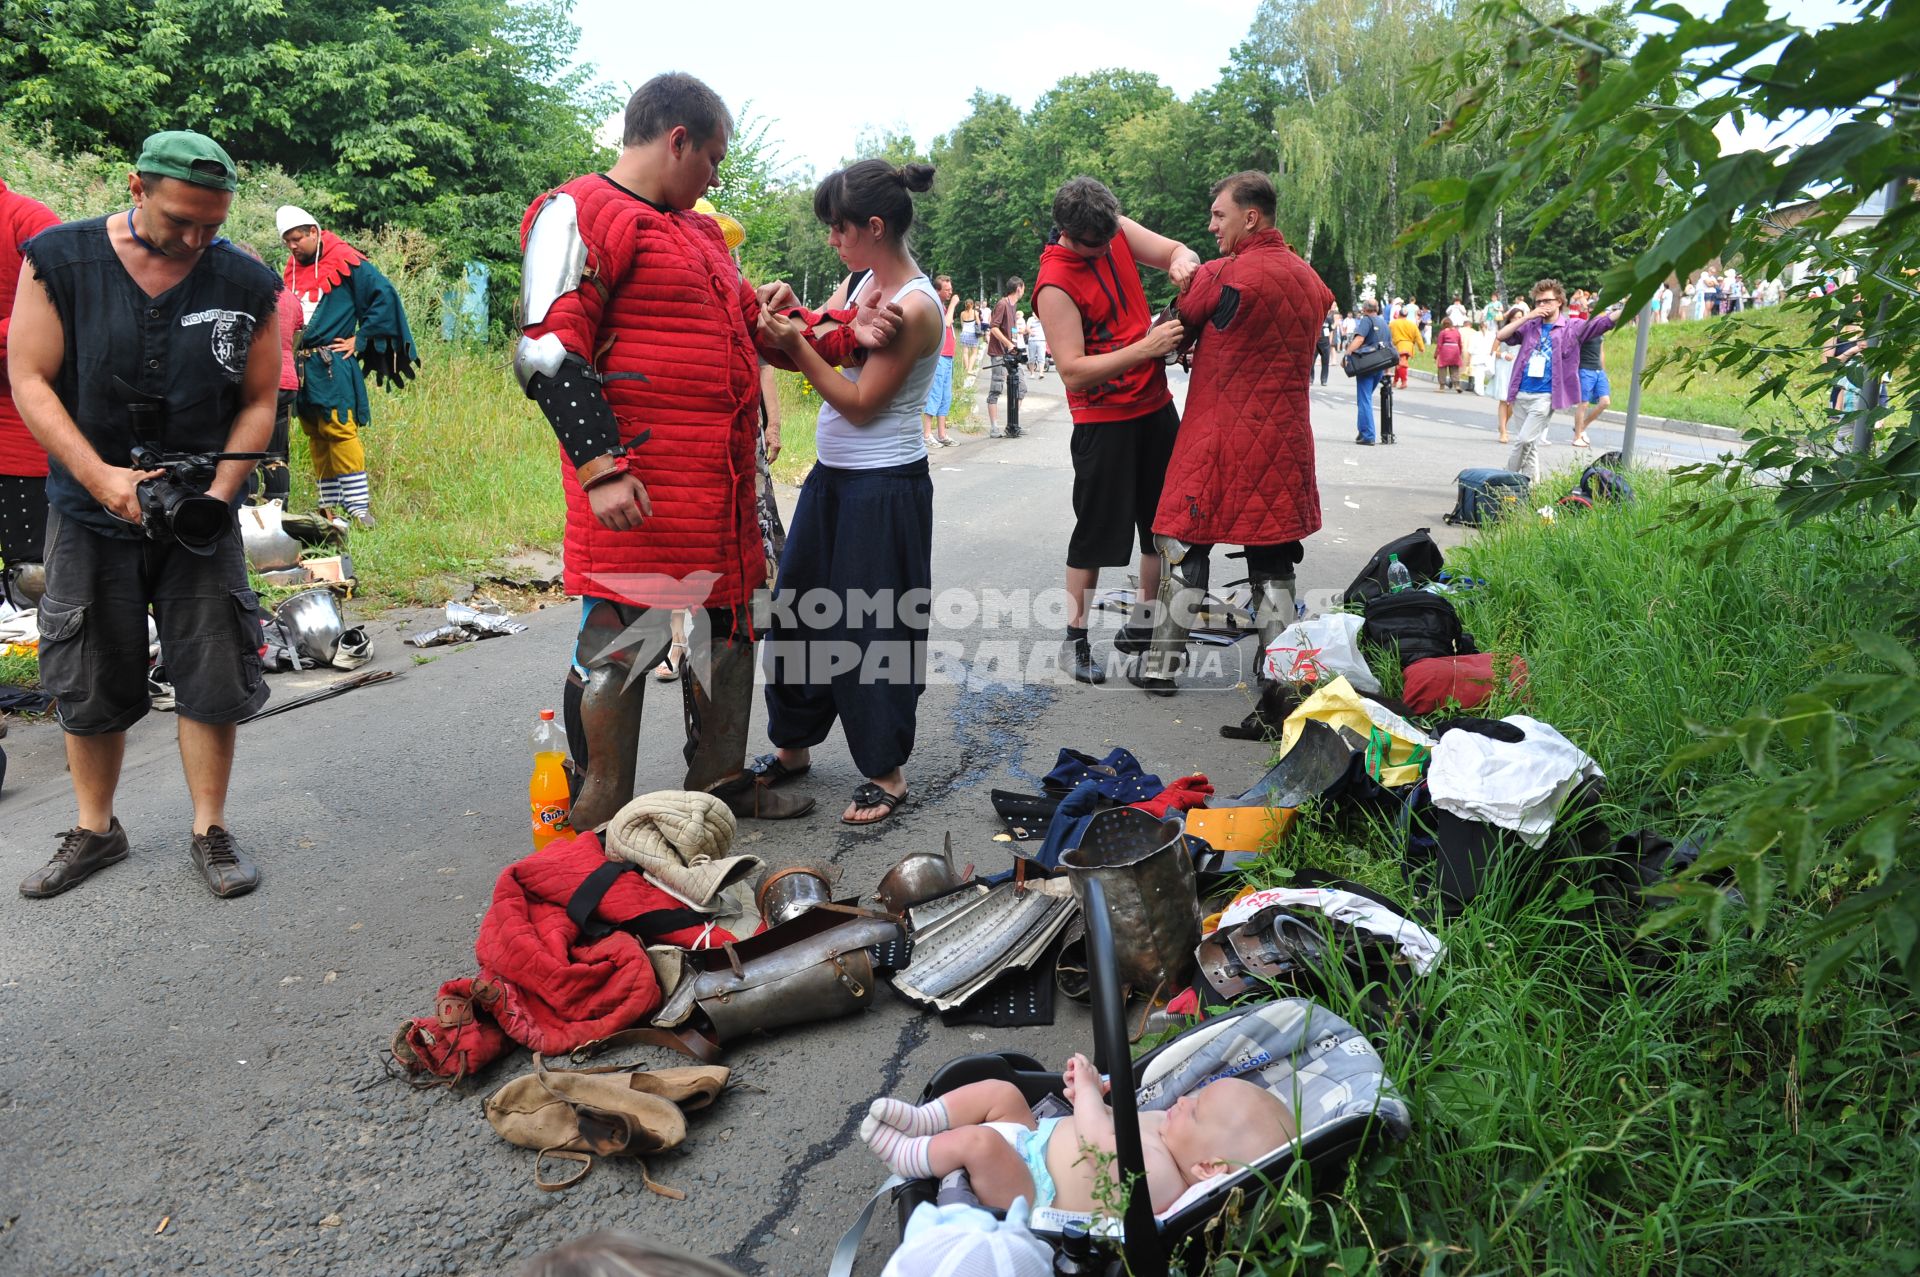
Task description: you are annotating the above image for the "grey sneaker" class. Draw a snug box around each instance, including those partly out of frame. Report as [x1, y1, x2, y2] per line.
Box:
[20, 820, 130, 898]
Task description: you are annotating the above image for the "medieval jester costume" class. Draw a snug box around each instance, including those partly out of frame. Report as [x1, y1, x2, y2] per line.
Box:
[276, 206, 418, 522]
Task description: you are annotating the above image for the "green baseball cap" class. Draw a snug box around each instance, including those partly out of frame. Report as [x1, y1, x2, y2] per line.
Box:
[134, 130, 238, 192]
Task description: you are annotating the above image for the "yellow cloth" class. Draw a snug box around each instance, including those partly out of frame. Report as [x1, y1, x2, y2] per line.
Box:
[1390, 316, 1425, 357]
[1278, 675, 1435, 788]
[299, 408, 365, 480]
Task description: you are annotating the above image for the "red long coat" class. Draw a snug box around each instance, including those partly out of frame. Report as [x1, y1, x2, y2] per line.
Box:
[522, 177, 768, 609]
[1154, 229, 1331, 547]
[0, 180, 61, 478]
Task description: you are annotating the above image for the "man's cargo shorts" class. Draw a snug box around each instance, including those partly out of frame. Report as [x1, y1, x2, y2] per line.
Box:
[36, 505, 269, 734]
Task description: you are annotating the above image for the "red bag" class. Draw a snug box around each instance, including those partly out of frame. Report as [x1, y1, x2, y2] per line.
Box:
[1402, 653, 1528, 714]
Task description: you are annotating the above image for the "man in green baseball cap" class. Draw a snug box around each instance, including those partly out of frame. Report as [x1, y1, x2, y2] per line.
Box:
[133, 129, 239, 193]
[8, 126, 283, 900]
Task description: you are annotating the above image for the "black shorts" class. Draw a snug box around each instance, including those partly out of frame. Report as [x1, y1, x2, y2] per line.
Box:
[36, 505, 267, 735]
[0, 473, 48, 563]
[1067, 402, 1180, 569]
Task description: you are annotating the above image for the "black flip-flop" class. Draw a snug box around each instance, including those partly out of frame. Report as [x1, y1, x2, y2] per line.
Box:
[843, 782, 909, 827]
[746, 752, 811, 787]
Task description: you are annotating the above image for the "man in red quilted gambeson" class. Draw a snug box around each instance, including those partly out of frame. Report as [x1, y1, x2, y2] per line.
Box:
[515, 73, 901, 830]
[1141, 171, 1333, 723]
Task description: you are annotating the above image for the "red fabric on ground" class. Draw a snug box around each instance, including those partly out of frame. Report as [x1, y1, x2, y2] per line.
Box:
[1131, 774, 1213, 817]
[1401, 652, 1529, 714]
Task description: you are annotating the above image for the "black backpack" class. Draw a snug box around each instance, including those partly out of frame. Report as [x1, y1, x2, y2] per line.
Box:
[1445, 468, 1531, 527]
[1343, 529, 1445, 606]
[1362, 588, 1477, 669]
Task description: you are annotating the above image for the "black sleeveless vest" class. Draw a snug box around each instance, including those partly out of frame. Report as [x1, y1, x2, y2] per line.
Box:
[21, 215, 280, 536]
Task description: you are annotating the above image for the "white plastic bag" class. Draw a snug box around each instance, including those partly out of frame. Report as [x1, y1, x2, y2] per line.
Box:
[1425, 715, 1603, 847]
[1261, 612, 1381, 693]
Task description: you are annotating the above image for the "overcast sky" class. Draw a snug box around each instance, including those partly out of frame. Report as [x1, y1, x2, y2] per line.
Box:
[568, 0, 1865, 179]
[569, 0, 1263, 178]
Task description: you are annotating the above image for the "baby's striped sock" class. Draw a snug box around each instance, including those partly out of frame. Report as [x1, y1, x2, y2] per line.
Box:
[859, 1114, 933, 1178]
[868, 1096, 950, 1136]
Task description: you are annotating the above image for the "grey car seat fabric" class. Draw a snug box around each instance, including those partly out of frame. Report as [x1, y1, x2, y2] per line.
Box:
[1138, 998, 1410, 1135]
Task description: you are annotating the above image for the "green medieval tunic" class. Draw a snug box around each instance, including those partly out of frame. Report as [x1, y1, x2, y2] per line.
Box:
[286, 231, 419, 427]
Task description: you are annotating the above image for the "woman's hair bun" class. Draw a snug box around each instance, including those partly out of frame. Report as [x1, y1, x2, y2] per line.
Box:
[898, 163, 936, 193]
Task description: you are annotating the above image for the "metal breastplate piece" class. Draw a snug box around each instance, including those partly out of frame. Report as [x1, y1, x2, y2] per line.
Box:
[873, 833, 966, 914]
[1059, 808, 1200, 996]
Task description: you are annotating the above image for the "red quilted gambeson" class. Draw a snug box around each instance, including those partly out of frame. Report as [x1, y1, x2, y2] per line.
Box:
[475, 830, 742, 1054]
[522, 176, 766, 608]
[1154, 229, 1333, 547]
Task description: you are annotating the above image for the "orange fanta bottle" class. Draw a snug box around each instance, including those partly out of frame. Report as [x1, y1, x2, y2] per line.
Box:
[529, 709, 574, 849]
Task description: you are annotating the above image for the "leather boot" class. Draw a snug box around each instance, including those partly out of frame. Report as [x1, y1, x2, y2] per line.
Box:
[20, 819, 129, 898]
[684, 633, 814, 820]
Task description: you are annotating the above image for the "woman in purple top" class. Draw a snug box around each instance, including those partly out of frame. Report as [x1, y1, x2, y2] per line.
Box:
[1493, 278, 1616, 480]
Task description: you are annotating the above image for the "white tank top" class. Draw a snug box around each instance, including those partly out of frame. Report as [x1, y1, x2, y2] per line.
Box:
[814, 273, 941, 470]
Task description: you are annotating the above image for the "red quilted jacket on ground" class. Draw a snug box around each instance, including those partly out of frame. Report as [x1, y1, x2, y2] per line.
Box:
[475, 831, 740, 1055]
[0, 180, 61, 477]
[1154, 229, 1332, 547]
[522, 176, 767, 609]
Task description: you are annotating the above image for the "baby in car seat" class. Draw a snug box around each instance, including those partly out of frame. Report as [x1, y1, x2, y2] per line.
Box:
[861, 1052, 1296, 1214]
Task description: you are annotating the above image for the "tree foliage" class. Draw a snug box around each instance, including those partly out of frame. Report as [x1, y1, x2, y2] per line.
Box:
[1413, 0, 1920, 994]
[0, 0, 615, 276]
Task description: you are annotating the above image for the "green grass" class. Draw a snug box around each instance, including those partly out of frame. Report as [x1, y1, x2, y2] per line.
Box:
[1195, 471, 1920, 1275]
[286, 346, 564, 609]
[0, 648, 39, 689]
[1413, 309, 1823, 431]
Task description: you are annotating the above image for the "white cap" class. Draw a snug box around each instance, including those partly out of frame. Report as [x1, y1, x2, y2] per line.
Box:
[275, 205, 318, 237]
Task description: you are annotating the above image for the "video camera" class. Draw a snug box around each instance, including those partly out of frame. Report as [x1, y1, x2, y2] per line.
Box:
[129, 444, 266, 555]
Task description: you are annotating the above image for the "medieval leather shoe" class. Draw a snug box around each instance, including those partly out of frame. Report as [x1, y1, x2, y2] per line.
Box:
[20, 820, 130, 898]
[1128, 666, 1177, 697]
[191, 826, 261, 898]
[1112, 623, 1152, 657]
[709, 772, 817, 820]
[1068, 637, 1105, 685]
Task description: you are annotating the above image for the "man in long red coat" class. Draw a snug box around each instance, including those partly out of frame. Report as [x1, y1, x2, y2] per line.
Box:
[516, 72, 899, 829]
[1140, 171, 1333, 714]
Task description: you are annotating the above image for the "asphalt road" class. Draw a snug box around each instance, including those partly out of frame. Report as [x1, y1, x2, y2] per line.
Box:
[0, 367, 1731, 1277]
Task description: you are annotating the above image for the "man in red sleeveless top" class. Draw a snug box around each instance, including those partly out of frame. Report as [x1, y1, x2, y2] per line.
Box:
[1145, 171, 1333, 726]
[516, 73, 901, 829]
[1032, 177, 1199, 687]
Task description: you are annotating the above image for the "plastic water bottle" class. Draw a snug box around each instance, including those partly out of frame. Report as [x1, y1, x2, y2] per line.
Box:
[529, 709, 573, 849]
[1385, 553, 1413, 593]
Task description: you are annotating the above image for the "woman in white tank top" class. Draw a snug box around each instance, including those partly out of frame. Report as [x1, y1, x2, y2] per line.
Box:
[754, 159, 945, 826]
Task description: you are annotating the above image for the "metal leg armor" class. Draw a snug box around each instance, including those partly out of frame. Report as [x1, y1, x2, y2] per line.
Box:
[1249, 573, 1298, 669]
[681, 627, 753, 793]
[567, 600, 672, 833]
[4, 562, 46, 610]
[683, 624, 815, 820]
[1134, 536, 1207, 692]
